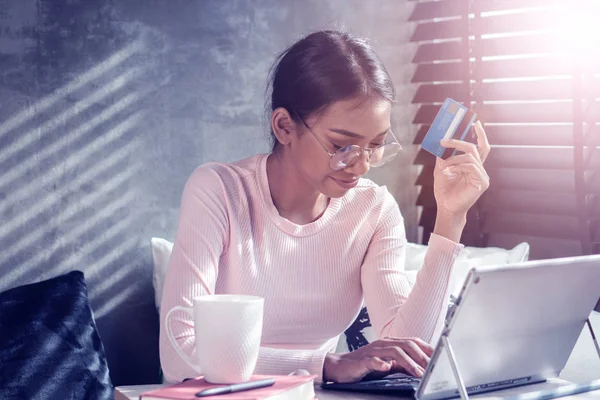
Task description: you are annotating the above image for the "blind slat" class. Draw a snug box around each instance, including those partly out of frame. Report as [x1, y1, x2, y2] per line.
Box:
[486, 168, 576, 192]
[411, 19, 464, 42]
[411, 62, 468, 83]
[487, 148, 575, 170]
[474, 9, 557, 36]
[419, 206, 437, 231]
[413, 148, 437, 166]
[413, 41, 463, 63]
[477, 103, 576, 123]
[413, 125, 431, 145]
[481, 190, 577, 216]
[484, 125, 573, 146]
[416, 166, 434, 186]
[409, 0, 464, 21]
[479, 34, 562, 58]
[482, 212, 581, 240]
[475, 0, 556, 13]
[478, 80, 572, 101]
[410, 0, 554, 23]
[416, 186, 436, 208]
[413, 83, 468, 103]
[411, 8, 560, 42]
[475, 57, 571, 80]
[486, 233, 582, 260]
[413, 34, 560, 62]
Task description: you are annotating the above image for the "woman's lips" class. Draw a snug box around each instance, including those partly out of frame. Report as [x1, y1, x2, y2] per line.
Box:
[331, 176, 359, 189]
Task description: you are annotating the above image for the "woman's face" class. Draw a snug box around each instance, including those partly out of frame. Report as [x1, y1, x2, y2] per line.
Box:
[290, 97, 392, 198]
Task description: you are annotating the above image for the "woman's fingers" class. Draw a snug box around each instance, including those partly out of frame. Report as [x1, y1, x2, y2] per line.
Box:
[474, 120, 491, 163]
[367, 339, 431, 377]
[379, 339, 431, 368]
[439, 153, 480, 168]
[440, 138, 482, 165]
[407, 337, 435, 357]
[371, 346, 424, 377]
[367, 356, 393, 373]
[325, 337, 435, 383]
[441, 120, 491, 164]
[446, 163, 490, 190]
[439, 154, 487, 178]
[382, 337, 434, 357]
[325, 337, 436, 383]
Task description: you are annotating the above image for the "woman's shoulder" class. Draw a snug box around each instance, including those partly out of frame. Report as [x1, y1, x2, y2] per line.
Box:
[346, 178, 404, 230]
[351, 177, 397, 204]
[342, 177, 400, 218]
[186, 154, 264, 188]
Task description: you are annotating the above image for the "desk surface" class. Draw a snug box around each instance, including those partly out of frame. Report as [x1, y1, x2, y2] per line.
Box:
[116, 313, 600, 399]
[115, 379, 600, 400]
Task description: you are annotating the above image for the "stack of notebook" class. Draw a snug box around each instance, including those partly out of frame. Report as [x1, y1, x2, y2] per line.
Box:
[138, 374, 316, 400]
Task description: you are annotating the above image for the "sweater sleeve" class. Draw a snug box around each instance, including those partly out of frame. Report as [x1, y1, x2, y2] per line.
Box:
[159, 166, 336, 383]
[361, 191, 463, 344]
[254, 337, 339, 382]
[159, 166, 228, 382]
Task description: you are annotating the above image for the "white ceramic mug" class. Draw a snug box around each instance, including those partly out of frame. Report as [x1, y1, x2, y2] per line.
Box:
[165, 294, 264, 384]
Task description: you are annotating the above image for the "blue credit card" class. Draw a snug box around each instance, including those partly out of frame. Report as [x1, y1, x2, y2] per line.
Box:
[421, 98, 477, 160]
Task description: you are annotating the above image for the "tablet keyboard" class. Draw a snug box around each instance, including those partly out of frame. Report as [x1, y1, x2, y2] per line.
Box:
[360, 374, 421, 388]
[321, 373, 421, 394]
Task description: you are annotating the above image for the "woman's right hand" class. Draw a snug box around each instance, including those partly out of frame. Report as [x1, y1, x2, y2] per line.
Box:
[322, 337, 433, 383]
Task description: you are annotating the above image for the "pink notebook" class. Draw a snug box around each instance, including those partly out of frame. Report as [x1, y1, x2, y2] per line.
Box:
[139, 375, 316, 400]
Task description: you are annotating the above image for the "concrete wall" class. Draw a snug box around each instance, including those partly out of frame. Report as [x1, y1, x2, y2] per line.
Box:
[0, 0, 418, 385]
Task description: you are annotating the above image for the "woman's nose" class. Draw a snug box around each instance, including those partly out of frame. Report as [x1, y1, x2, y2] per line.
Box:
[345, 151, 371, 177]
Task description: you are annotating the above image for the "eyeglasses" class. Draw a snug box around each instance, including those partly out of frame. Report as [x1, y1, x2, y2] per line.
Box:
[294, 113, 402, 171]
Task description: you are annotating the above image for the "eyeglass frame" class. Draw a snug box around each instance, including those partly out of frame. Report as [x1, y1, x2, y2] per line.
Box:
[292, 110, 402, 170]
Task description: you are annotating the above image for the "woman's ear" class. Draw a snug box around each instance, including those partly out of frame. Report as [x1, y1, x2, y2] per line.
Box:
[271, 107, 296, 146]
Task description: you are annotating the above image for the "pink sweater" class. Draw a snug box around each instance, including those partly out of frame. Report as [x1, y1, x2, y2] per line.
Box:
[159, 154, 463, 383]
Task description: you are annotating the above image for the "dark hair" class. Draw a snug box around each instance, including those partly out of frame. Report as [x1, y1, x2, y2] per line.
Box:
[267, 30, 395, 151]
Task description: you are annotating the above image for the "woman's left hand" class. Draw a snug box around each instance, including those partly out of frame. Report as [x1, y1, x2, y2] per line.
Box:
[433, 120, 491, 216]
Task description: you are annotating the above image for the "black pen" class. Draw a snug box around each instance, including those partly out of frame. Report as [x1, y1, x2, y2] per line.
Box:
[195, 378, 276, 397]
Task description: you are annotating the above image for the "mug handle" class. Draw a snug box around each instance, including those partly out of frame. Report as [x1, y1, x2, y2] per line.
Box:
[165, 306, 203, 375]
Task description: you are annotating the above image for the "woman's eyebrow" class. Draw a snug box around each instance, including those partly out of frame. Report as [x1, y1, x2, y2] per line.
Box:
[328, 128, 390, 139]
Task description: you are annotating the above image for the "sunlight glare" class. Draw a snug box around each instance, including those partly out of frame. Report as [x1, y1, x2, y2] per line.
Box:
[554, 0, 600, 63]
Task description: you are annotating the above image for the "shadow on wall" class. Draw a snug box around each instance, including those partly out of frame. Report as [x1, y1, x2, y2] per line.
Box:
[1, 40, 145, 294]
[0, 24, 164, 384]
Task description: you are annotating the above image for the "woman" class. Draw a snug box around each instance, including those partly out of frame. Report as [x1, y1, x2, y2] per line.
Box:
[159, 30, 490, 384]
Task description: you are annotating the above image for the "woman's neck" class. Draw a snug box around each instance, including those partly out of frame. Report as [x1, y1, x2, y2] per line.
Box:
[266, 151, 329, 225]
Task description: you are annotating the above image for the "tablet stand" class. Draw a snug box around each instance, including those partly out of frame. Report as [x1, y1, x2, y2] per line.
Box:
[587, 318, 600, 361]
[440, 335, 470, 400]
[439, 317, 600, 400]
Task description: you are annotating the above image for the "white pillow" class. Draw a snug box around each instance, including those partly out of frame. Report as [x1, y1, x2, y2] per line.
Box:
[151, 237, 174, 311]
[335, 241, 530, 353]
[405, 241, 530, 296]
[450, 241, 530, 296]
[404, 241, 530, 271]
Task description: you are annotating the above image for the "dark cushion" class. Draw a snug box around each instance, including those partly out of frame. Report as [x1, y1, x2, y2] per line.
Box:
[343, 307, 372, 352]
[0, 271, 113, 400]
[343, 300, 457, 352]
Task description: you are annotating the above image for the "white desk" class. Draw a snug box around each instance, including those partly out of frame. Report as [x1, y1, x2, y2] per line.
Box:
[116, 313, 600, 399]
[115, 379, 600, 400]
